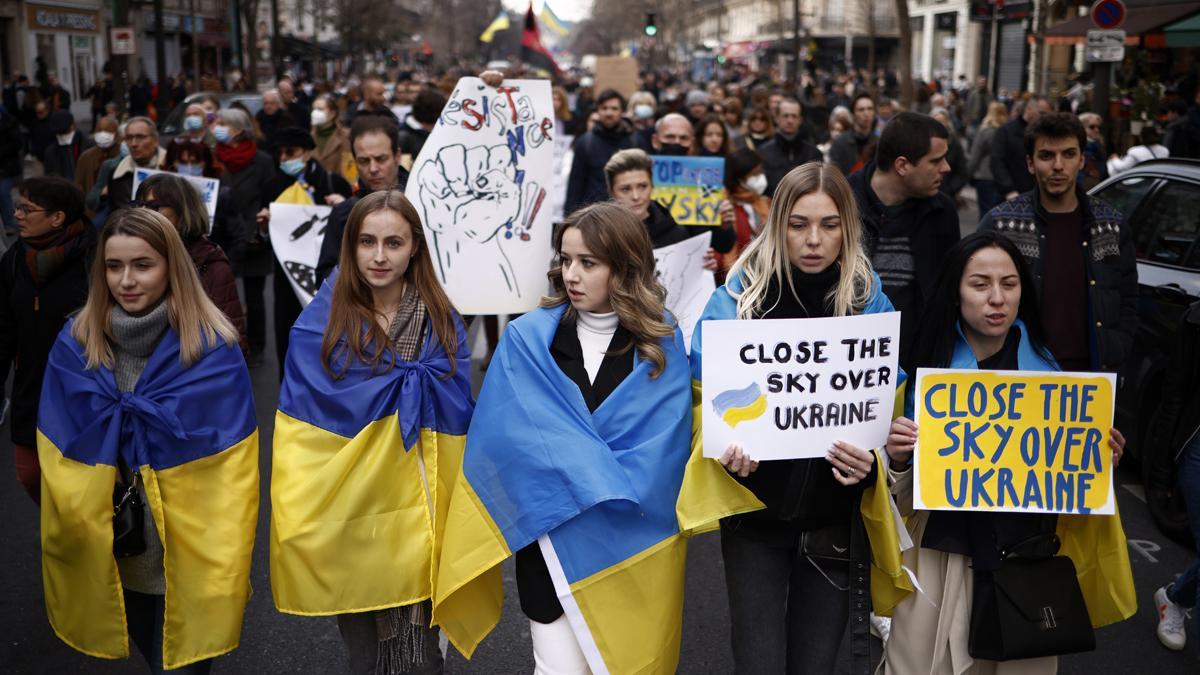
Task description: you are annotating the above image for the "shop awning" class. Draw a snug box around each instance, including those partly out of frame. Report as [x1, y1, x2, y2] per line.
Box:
[1165, 13, 1200, 47]
[1041, 2, 1200, 47]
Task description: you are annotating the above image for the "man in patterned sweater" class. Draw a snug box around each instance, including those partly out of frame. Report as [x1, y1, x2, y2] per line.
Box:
[978, 112, 1137, 374]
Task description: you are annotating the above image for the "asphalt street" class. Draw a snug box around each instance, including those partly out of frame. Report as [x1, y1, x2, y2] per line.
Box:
[2, 197, 1198, 673]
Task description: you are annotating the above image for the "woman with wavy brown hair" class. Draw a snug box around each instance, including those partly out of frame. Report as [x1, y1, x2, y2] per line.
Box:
[271, 190, 472, 675]
[434, 201, 701, 673]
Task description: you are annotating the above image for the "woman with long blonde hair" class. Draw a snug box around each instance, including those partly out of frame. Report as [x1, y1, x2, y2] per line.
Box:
[691, 162, 905, 673]
[433, 202, 716, 673]
[38, 207, 257, 672]
[271, 190, 472, 675]
[968, 101, 1010, 215]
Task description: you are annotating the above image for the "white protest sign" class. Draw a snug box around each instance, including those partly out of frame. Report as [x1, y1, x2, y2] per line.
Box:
[653, 232, 714, 353]
[132, 168, 219, 231]
[269, 203, 333, 306]
[701, 312, 901, 460]
[407, 77, 556, 315]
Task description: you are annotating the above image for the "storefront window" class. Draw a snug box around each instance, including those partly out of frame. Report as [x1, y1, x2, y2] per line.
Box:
[36, 33, 57, 78]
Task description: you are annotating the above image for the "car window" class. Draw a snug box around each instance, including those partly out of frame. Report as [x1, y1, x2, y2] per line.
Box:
[1134, 179, 1200, 269]
[1096, 176, 1158, 256]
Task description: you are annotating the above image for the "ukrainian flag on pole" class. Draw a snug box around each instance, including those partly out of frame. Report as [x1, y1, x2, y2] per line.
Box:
[37, 322, 259, 669]
[434, 305, 760, 673]
[479, 10, 511, 43]
[270, 274, 473, 616]
[539, 2, 572, 37]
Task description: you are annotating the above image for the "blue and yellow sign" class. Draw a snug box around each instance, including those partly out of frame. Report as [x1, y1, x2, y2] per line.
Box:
[651, 155, 725, 226]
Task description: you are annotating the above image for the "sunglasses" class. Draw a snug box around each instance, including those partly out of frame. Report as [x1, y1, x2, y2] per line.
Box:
[131, 199, 164, 211]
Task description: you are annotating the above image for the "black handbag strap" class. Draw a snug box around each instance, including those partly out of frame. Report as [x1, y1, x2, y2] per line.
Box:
[1000, 532, 1061, 561]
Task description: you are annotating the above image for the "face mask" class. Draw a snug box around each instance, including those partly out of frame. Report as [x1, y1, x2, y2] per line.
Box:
[310, 109, 329, 127]
[56, 131, 75, 146]
[94, 131, 115, 148]
[634, 104, 654, 120]
[302, 84, 314, 97]
[119, 142, 130, 158]
[213, 125, 233, 143]
[280, 158, 306, 177]
[184, 115, 205, 132]
[657, 142, 688, 157]
[745, 173, 768, 195]
[176, 162, 204, 176]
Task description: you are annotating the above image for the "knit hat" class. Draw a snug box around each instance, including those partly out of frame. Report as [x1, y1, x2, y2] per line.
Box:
[685, 90, 710, 107]
[274, 126, 316, 150]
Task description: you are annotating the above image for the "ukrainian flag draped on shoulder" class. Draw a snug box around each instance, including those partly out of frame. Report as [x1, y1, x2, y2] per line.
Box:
[37, 321, 258, 669]
[271, 273, 473, 615]
[685, 272, 914, 615]
[435, 305, 722, 674]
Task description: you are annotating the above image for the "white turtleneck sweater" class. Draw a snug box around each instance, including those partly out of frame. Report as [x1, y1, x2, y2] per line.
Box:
[576, 310, 619, 384]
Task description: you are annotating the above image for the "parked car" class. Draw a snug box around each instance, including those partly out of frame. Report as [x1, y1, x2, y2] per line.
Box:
[158, 92, 264, 142]
[1090, 158, 1200, 542]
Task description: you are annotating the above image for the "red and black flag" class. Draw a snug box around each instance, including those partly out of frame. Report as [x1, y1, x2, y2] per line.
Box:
[521, 3, 561, 77]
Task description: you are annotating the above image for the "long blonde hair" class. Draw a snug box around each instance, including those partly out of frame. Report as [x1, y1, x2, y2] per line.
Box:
[984, 101, 1008, 129]
[728, 162, 875, 319]
[542, 202, 675, 378]
[73, 208, 237, 369]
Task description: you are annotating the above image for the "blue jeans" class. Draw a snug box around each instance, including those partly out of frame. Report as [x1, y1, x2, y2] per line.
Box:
[0, 175, 16, 232]
[124, 589, 214, 674]
[1166, 431, 1200, 651]
[974, 179, 1002, 220]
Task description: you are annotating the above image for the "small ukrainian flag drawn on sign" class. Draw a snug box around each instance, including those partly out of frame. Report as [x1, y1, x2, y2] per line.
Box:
[713, 383, 767, 427]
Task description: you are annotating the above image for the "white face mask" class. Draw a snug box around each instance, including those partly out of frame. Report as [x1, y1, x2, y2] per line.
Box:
[745, 173, 768, 195]
[94, 131, 115, 148]
[56, 130, 75, 146]
[310, 109, 329, 127]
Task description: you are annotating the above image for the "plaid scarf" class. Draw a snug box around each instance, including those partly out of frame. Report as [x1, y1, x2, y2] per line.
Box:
[23, 220, 88, 288]
[386, 283, 427, 361]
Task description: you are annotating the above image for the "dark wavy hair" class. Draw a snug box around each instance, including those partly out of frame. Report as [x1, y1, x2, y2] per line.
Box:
[1023, 111, 1086, 158]
[905, 231, 1054, 374]
[162, 137, 224, 178]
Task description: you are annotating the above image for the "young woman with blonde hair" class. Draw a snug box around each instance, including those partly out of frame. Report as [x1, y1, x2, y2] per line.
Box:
[271, 190, 472, 675]
[38, 207, 258, 673]
[690, 162, 907, 673]
[434, 202, 722, 673]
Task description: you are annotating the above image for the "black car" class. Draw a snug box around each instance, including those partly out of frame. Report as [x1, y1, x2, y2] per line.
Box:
[1090, 158, 1200, 542]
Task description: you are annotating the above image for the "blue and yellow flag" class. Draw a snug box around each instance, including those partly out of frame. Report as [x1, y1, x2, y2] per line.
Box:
[539, 3, 572, 37]
[479, 10, 511, 43]
[435, 305, 748, 673]
[687, 272, 915, 616]
[271, 274, 473, 616]
[37, 321, 259, 670]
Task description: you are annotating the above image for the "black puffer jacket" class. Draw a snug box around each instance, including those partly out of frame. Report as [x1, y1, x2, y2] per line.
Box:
[978, 187, 1138, 372]
[0, 225, 96, 447]
[758, 130, 823, 197]
[565, 119, 636, 214]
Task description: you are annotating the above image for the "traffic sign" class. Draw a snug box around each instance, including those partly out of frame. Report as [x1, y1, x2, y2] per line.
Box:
[1086, 29, 1126, 62]
[110, 27, 135, 55]
[1091, 0, 1126, 30]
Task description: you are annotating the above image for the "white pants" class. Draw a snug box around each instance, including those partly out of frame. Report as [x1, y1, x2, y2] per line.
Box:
[530, 615, 591, 675]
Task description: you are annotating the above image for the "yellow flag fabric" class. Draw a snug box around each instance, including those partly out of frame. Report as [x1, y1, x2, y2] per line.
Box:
[479, 11, 511, 43]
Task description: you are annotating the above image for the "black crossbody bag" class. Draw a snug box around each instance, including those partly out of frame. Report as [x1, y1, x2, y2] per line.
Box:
[968, 532, 1095, 661]
[112, 469, 146, 558]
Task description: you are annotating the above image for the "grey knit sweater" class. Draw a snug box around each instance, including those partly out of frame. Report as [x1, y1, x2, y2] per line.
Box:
[111, 302, 169, 595]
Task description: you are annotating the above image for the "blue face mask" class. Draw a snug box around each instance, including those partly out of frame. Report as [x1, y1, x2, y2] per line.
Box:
[280, 158, 306, 177]
[118, 142, 130, 158]
[176, 162, 204, 176]
[184, 115, 205, 132]
[213, 125, 232, 144]
[634, 104, 655, 120]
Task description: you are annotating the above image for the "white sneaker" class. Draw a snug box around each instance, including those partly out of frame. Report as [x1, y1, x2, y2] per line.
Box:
[870, 613, 891, 643]
[1155, 586, 1187, 650]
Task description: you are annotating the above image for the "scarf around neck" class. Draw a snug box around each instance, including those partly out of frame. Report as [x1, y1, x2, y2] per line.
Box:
[23, 219, 88, 288]
[216, 139, 258, 173]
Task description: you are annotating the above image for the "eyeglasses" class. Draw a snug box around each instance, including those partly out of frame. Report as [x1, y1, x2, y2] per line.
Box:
[1087, 125, 1100, 130]
[131, 199, 164, 211]
[125, 133, 152, 142]
[14, 203, 47, 215]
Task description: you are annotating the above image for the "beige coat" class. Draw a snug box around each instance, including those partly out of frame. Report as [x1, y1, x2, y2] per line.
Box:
[313, 124, 355, 183]
[880, 467, 1057, 675]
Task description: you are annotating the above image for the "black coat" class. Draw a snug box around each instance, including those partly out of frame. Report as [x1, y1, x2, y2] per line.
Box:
[0, 225, 96, 447]
[644, 200, 691, 249]
[398, 116, 431, 159]
[224, 151, 278, 277]
[989, 117, 1034, 197]
[1149, 301, 1200, 463]
[757, 131, 823, 197]
[565, 120, 636, 215]
[42, 133, 95, 181]
[315, 174, 410, 287]
[0, 110, 23, 178]
[978, 188, 1138, 373]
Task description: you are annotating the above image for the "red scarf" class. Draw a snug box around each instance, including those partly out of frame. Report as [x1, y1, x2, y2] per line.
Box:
[216, 139, 258, 173]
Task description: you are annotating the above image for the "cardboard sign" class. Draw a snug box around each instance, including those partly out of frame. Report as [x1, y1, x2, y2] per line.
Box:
[131, 168, 219, 231]
[268, 203, 333, 306]
[408, 77, 555, 315]
[653, 232, 715, 353]
[913, 369, 1116, 515]
[650, 156, 725, 226]
[701, 312, 901, 461]
[593, 56, 640, 99]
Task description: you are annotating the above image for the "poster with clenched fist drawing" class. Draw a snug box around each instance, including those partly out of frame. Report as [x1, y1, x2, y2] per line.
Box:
[407, 77, 555, 315]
